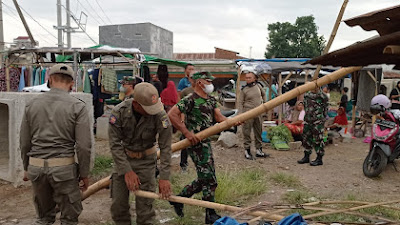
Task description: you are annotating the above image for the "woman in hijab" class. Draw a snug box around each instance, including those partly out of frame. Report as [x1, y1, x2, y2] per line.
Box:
[284, 101, 305, 136]
[327, 107, 348, 131]
[160, 81, 179, 112]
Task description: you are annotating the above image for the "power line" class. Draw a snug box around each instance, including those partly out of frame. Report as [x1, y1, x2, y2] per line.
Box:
[94, 0, 112, 24]
[2, 9, 54, 46]
[76, 0, 102, 25]
[2, 2, 58, 40]
[83, 0, 107, 25]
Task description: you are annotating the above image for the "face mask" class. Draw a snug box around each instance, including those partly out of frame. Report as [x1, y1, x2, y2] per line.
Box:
[203, 83, 214, 94]
[119, 86, 126, 93]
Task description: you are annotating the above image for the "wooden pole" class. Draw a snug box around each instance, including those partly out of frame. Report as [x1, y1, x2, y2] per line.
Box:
[5, 58, 9, 91]
[268, 74, 273, 120]
[235, 68, 241, 109]
[83, 67, 362, 198]
[351, 72, 357, 134]
[280, 71, 293, 87]
[312, 0, 349, 80]
[170, 67, 361, 153]
[303, 198, 400, 219]
[81, 176, 284, 221]
[278, 73, 283, 125]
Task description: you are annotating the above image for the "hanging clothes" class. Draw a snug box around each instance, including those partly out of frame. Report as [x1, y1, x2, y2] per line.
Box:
[30, 67, 36, 86]
[76, 67, 84, 92]
[34, 68, 41, 86]
[83, 69, 91, 93]
[41, 68, 46, 84]
[100, 68, 118, 93]
[18, 66, 26, 91]
[0, 67, 20, 91]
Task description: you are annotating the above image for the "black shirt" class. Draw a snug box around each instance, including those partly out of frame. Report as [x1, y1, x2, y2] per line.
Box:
[390, 88, 400, 109]
[152, 81, 163, 96]
[340, 94, 348, 108]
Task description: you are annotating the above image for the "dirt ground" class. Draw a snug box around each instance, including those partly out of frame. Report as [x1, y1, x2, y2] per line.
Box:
[1, 136, 400, 225]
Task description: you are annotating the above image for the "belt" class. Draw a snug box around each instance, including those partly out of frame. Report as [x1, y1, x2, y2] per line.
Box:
[29, 157, 75, 167]
[125, 146, 157, 159]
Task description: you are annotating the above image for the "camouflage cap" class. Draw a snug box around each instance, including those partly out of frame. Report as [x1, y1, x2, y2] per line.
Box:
[191, 71, 215, 81]
[118, 76, 136, 85]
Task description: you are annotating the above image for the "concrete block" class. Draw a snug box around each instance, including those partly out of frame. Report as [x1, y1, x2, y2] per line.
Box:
[96, 117, 109, 140]
[0, 92, 95, 186]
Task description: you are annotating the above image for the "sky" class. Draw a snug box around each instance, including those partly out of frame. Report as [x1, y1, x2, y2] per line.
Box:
[2, 0, 399, 59]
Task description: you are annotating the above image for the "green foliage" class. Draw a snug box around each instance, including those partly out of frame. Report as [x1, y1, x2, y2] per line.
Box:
[269, 172, 301, 188]
[90, 155, 113, 176]
[265, 15, 326, 58]
[267, 125, 294, 143]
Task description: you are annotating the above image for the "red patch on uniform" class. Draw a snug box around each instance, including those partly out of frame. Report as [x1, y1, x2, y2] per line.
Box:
[151, 95, 157, 104]
[109, 115, 117, 124]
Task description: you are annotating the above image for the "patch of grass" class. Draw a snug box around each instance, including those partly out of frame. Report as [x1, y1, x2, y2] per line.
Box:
[216, 168, 268, 205]
[91, 155, 113, 176]
[269, 172, 301, 188]
[359, 207, 400, 221]
[282, 190, 315, 204]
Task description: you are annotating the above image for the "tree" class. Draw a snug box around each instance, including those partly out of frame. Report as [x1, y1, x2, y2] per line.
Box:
[265, 15, 326, 58]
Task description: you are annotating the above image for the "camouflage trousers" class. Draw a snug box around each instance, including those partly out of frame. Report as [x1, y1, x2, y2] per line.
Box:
[302, 122, 325, 156]
[179, 141, 217, 202]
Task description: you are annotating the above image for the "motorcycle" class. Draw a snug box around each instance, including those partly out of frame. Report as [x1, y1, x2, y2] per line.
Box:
[220, 109, 239, 133]
[363, 105, 400, 177]
[217, 79, 236, 104]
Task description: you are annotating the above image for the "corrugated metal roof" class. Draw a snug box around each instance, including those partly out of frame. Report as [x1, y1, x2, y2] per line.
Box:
[345, 4, 400, 35]
[306, 31, 400, 69]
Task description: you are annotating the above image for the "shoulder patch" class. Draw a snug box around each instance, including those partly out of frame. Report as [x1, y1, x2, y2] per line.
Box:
[161, 114, 170, 128]
[109, 115, 117, 125]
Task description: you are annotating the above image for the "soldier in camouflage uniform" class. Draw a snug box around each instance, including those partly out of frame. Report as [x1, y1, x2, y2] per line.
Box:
[168, 71, 228, 224]
[298, 86, 329, 166]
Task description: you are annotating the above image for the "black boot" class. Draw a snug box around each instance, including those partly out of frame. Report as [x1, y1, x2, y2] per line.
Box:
[205, 208, 221, 224]
[310, 154, 323, 166]
[297, 152, 310, 164]
[244, 149, 254, 160]
[256, 148, 270, 158]
[169, 201, 184, 217]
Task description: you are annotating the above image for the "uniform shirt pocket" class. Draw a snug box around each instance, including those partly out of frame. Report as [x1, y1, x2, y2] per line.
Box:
[51, 164, 76, 182]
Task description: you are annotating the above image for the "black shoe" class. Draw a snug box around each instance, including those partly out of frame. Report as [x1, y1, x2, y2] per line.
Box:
[244, 149, 254, 160]
[256, 148, 270, 158]
[205, 208, 221, 224]
[297, 152, 310, 164]
[155, 167, 160, 178]
[310, 154, 323, 166]
[169, 201, 184, 217]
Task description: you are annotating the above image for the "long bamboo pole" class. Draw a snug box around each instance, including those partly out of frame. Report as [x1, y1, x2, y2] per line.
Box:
[84, 67, 362, 199]
[81, 176, 284, 221]
[278, 73, 283, 125]
[312, 0, 349, 80]
[5, 58, 9, 91]
[303, 198, 400, 219]
[171, 66, 361, 152]
[235, 68, 241, 108]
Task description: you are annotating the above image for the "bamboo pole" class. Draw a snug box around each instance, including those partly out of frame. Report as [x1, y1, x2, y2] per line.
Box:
[235, 68, 241, 109]
[83, 67, 362, 199]
[280, 71, 293, 87]
[278, 73, 283, 125]
[134, 190, 284, 221]
[268, 74, 273, 120]
[303, 198, 400, 219]
[312, 0, 349, 80]
[170, 66, 362, 153]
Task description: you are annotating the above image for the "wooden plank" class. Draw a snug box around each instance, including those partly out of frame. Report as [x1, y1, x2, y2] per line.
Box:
[5, 58, 10, 91]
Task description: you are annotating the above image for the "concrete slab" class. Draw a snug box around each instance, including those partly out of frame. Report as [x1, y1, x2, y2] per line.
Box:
[0, 92, 95, 186]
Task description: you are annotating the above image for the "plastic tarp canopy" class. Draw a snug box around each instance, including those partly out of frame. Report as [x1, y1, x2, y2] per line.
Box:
[236, 59, 339, 74]
[144, 55, 188, 67]
[237, 61, 273, 75]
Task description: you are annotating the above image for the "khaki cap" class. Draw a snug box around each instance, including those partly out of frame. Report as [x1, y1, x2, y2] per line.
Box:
[133, 82, 164, 115]
[48, 64, 75, 79]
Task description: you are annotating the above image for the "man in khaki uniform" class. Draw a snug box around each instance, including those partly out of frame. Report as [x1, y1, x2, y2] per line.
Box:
[109, 82, 172, 225]
[20, 64, 92, 225]
[238, 71, 269, 160]
[118, 76, 142, 100]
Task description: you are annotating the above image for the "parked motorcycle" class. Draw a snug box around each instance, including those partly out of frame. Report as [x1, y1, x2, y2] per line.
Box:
[363, 95, 400, 177]
[220, 109, 238, 133]
[217, 79, 236, 104]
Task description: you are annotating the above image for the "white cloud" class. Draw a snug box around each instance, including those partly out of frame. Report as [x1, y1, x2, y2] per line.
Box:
[2, 0, 399, 59]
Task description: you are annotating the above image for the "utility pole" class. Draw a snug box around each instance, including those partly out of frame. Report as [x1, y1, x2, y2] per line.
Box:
[12, 0, 36, 47]
[57, 0, 63, 48]
[0, 0, 4, 52]
[0, 0, 4, 66]
[66, 0, 71, 48]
